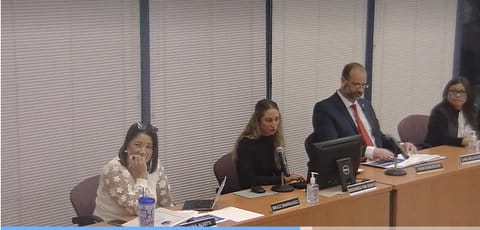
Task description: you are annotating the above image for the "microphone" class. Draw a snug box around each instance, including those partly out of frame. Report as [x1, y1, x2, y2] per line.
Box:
[386, 135, 409, 159]
[384, 134, 407, 176]
[275, 147, 291, 177]
[272, 147, 294, 192]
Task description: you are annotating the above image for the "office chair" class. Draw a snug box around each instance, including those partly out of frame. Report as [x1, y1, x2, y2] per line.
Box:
[213, 153, 240, 194]
[304, 133, 316, 172]
[304, 133, 315, 160]
[70, 175, 104, 226]
[397, 114, 430, 150]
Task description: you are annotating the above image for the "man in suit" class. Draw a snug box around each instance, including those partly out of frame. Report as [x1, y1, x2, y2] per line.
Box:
[312, 62, 417, 160]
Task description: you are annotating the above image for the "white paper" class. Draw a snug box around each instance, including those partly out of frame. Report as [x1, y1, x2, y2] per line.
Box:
[318, 185, 343, 197]
[362, 153, 445, 169]
[206, 206, 263, 222]
[122, 208, 196, 226]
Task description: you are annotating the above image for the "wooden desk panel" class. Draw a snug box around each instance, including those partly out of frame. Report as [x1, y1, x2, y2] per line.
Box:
[216, 184, 392, 226]
[94, 184, 391, 226]
[359, 145, 480, 226]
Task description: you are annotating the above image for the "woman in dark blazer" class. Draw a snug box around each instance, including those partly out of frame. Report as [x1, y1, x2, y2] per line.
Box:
[425, 77, 478, 147]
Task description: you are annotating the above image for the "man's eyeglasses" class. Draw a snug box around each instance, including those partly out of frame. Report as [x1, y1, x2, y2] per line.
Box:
[345, 79, 369, 89]
[448, 89, 466, 96]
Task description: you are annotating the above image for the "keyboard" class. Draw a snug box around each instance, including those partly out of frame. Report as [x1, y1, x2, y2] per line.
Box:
[290, 181, 307, 189]
[182, 199, 214, 210]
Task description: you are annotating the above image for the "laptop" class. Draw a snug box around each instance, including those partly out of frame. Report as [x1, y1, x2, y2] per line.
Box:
[182, 176, 226, 211]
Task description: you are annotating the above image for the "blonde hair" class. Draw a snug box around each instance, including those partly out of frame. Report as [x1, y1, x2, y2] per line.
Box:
[232, 99, 284, 162]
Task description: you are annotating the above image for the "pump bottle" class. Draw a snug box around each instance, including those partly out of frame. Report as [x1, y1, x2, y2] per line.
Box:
[468, 131, 479, 154]
[306, 172, 319, 204]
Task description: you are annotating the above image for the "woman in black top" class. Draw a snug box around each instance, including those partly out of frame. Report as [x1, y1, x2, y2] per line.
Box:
[233, 99, 305, 189]
[425, 77, 479, 147]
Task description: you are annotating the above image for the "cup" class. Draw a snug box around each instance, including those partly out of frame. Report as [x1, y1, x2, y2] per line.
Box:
[138, 196, 155, 226]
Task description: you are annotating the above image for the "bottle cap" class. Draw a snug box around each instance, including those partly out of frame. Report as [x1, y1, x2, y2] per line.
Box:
[310, 172, 318, 184]
[138, 196, 155, 205]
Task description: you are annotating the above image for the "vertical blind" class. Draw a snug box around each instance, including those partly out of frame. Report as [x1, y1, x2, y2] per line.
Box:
[1, 0, 141, 225]
[271, 0, 367, 176]
[372, 0, 457, 137]
[149, 0, 266, 202]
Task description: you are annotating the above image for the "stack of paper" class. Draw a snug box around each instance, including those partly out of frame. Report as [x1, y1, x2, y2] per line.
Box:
[122, 208, 196, 227]
[362, 153, 445, 169]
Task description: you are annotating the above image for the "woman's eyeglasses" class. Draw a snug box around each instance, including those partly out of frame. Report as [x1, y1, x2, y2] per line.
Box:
[448, 89, 466, 96]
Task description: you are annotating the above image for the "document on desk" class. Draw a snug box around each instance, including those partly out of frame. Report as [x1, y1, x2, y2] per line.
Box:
[362, 154, 446, 169]
[122, 208, 196, 226]
[207, 206, 263, 222]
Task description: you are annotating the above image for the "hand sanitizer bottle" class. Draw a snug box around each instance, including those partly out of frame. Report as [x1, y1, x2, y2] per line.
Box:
[306, 172, 319, 204]
[468, 131, 478, 154]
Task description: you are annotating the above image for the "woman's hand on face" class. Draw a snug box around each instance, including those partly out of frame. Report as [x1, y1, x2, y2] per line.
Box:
[127, 155, 148, 179]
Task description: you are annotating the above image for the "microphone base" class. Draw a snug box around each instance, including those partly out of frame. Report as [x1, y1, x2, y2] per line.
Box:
[271, 184, 295, 192]
[384, 168, 407, 176]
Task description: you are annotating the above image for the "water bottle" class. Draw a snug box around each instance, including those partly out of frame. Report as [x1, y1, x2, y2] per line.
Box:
[468, 131, 479, 154]
[138, 195, 155, 226]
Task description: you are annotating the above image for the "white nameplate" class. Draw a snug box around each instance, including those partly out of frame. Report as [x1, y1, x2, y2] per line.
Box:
[459, 152, 480, 164]
[270, 198, 300, 212]
[347, 180, 376, 194]
[415, 163, 443, 174]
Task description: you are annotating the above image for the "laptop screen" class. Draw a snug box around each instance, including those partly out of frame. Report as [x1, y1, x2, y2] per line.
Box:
[211, 176, 227, 208]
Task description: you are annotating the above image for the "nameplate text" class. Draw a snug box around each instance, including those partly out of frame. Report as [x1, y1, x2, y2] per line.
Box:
[459, 153, 480, 164]
[415, 163, 443, 174]
[347, 180, 376, 194]
[270, 198, 300, 212]
[179, 217, 216, 227]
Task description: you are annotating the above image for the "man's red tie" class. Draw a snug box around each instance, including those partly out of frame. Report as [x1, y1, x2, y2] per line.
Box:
[351, 104, 374, 146]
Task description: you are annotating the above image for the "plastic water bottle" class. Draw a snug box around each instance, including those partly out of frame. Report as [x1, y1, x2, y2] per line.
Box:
[138, 195, 155, 226]
[468, 131, 479, 154]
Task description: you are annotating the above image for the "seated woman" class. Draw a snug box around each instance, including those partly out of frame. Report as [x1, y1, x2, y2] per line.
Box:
[233, 99, 305, 190]
[94, 122, 173, 221]
[425, 77, 479, 147]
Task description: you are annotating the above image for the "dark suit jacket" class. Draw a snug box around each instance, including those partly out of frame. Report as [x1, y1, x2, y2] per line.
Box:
[312, 92, 389, 149]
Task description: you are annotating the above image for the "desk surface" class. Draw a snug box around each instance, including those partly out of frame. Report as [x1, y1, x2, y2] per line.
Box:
[97, 183, 392, 226]
[216, 183, 391, 226]
[359, 145, 480, 226]
[359, 145, 480, 188]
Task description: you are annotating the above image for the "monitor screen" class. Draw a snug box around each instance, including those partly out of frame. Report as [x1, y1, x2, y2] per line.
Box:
[307, 134, 362, 190]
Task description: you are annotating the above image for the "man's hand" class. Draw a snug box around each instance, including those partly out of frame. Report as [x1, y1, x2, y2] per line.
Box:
[372, 148, 394, 161]
[403, 142, 417, 154]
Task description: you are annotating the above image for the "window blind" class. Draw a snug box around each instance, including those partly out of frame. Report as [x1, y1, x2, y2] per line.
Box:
[149, 0, 266, 202]
[271, 0, 367, 176]
[372, 0, 457, 138]
[1, 0, 140, 225]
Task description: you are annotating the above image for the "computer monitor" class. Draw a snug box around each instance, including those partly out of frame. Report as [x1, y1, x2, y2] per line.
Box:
[307, 134, 363, 190]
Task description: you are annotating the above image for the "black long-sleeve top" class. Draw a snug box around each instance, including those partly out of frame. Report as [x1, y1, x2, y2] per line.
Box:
[236, 135, 281, 189]
[425, 101, 469, 147]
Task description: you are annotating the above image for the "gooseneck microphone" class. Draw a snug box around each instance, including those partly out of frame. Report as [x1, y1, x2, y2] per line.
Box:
[272, 147, 295, 192]
[388, 135, 410, 160]
[276, 147, 291, 177]
[384, 135, 407, 176]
